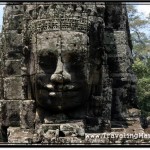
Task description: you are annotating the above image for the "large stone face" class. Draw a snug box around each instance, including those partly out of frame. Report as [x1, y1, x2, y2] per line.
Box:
[0, 2, 140, 144]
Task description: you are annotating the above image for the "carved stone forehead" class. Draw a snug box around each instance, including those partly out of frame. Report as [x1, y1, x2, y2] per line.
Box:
[32, 31, 89, 53]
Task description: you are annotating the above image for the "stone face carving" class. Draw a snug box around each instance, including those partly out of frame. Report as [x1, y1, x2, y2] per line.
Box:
[31, 31, 91, 112]
[0, 2, 142, 144]
[24, 3, 105, 120]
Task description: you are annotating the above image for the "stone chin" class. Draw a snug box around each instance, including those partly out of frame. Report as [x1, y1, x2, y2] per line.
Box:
[34, 82, 91, 112]
[35, 90, 89, 112]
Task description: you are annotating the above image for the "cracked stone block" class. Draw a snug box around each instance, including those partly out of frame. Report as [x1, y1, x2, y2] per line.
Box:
[20, 100, 36, 129]
[5, 31, 23, 47]
[42, 130, 58, 143]
[60, 121, 84, 131]
[4, 31, 23, 59]
[35, 124, 59, 143]
[7, 127, 34, 143]
[4, 7, 24, 30]
[61, 130, 77, 137]
[37, 124, 60, 134]
[60, 127, 85, 137]
[4, 60, 21, 76]
[60, 121, 85, 137]
[60, 124, 74, 131]
[0, 100, 20, 127]
[4, 77, 25, 100]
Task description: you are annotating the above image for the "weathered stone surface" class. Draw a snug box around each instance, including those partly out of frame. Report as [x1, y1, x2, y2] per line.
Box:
[4, 60, 21, 76]
[0, 2, 139, 144]
[59, 122, 85, 137]
[4, 31, 23, 59]
[33, 121, 85, 143]
[146, 117, 150, 128]
[0, 61, 3, 77]
[60, 124, 75, 131]
[8, 14, 24, 31]
[0, 79, 3, 99]
[4, 31, 23, 48]
[128, 108, 141, 118]
[0, 100, 20, 127]
[4, 77, 25, 100]
[35, 124, 59, 143]
[43, 113, 68, 124]
[0, 125, 8, 142]
[20, 100, 36, 129]
[0, 126, 3, 142]
[7, 127, 34, 143]
[38, 124, 60, 131]
[104, 31, 127, 45]
[108, 56, 129, 73]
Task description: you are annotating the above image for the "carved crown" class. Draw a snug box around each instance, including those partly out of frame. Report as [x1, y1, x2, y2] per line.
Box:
[24, 2, 105, 34]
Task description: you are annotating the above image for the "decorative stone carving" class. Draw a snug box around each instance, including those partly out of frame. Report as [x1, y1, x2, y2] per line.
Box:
[0, 2, 141, 144]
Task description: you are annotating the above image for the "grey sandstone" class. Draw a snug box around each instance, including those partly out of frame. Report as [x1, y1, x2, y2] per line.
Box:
[0, 2, 148, 145]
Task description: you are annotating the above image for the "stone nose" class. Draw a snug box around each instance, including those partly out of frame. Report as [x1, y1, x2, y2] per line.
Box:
[50, 57, 71, 84]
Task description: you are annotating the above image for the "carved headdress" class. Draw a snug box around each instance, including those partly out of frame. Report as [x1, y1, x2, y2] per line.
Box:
[23, 2, 105, 45]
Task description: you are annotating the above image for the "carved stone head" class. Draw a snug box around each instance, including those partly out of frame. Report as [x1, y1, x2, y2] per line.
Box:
[30, 31, 92, 112]
[25, 3, 104, 113]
